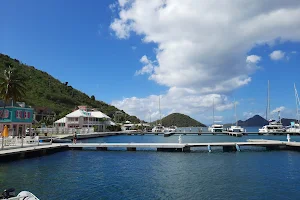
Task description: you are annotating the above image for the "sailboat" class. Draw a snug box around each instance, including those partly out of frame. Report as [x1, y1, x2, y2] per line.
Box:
[259, 81, 285, 134]
[228, 101, 244, 132]
[208, 98, 224, 132]
[152, 95, 165, 133]
[287, 83, 300, 133]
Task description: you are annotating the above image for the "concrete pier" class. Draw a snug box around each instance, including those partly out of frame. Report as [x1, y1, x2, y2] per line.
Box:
[1, 140, 300, 162]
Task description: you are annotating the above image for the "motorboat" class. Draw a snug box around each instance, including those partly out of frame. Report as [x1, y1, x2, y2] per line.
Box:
[152, 124, 165, 133]
[0, 188, 39, 200]
[259, 119, 285, 134]
[164, 126, 177, 133]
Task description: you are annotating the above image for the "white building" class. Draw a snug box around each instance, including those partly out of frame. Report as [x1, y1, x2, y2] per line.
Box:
[54, 108, 114, 132]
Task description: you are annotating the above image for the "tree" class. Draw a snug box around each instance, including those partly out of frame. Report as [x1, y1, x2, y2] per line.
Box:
[91, 95, 95, 101]
[0, 66, 26, 107]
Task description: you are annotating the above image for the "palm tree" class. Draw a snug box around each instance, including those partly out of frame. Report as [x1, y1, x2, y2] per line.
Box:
[0, 65, 26, 116]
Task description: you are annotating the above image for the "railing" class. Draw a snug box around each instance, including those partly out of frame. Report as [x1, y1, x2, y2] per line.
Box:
[0, 136, 41, 150]
[36, 127, 95, 135]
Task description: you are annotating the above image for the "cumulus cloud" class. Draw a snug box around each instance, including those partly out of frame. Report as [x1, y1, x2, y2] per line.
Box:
[269, 50, 285, 60]
[135, 55, 156, 75]
[246, 55, 261, 64]
[112, 88, 234, 122]
[271, 106, 285, 115]
[110, 0, 300, 93]
[110, 0, 300, 121]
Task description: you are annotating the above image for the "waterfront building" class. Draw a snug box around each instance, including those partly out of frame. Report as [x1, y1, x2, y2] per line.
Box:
[0, 100, 34, 136]
[54, 106, 114, 132]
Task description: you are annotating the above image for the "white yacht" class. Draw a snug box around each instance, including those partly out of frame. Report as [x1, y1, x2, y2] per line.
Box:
[287, 83, 300, 133]
[286, 122, 300, 133]
[164, 125, 177, 133]
[228, 125, 244, 132]
[259, 118, 285, 133]
[228, 101, 244, 132]
[152, 96, 165, 133]
[152, 124, 165, 133]
[208, 98, 224, 132]
[208, 124, 224, 132]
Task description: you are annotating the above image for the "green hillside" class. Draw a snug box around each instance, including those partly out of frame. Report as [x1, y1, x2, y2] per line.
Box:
[0, 53, 139, 123]
[155, 113, 206, 127]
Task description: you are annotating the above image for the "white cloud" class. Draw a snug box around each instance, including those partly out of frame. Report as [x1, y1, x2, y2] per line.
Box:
[246, 55, 261, 64]
[269, 50, 285, 60]
[109, 2, 118, 12]
[110, 0, 300, 122]
[112, 88, 234, 122]
[271, 106, 285, 115]
[291, 51, 298, 54]
[135, 55, 156, 75]
[131, 46, 137, 50]
[110, 0, 300, 94]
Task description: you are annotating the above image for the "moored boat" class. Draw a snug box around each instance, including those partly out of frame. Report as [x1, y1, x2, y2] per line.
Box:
[1, 188, 39, 200]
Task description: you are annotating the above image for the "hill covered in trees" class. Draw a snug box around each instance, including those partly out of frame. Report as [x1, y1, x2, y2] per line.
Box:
[155, 113, 206, 127]
[0, 53, 139, 123]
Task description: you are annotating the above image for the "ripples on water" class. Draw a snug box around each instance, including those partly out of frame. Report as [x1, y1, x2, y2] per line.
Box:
[1, 135, 300, 200]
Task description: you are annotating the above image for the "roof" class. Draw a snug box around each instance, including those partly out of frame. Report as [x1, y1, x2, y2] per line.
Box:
[65, 109, 110, 119]
[54, 117, 66, 123]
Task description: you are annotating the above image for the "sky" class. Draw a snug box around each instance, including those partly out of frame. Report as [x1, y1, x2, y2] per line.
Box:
[1, 0, 300, 125]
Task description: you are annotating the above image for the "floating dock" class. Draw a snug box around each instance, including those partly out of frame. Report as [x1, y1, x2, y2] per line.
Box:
[1, 140, 300, 162]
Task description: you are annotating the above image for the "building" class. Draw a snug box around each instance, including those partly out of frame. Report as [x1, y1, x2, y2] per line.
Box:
[0, 100, 34, 136]
[34, 107, 56, 122]
[54, 107, 114, 132]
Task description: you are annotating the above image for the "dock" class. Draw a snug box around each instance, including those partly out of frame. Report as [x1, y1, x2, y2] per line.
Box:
[1, 140, 300, 161]
[67, 140, 287, 152]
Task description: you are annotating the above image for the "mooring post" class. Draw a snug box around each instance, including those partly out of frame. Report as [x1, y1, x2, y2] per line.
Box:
[208, 145, 211, 152]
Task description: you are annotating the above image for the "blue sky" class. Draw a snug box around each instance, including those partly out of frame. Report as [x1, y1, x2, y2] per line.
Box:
[1, 0, 300, 124]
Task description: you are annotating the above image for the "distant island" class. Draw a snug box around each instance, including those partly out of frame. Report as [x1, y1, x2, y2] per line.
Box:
[153, 113, 206, 127]
[224, 115, 297, 127]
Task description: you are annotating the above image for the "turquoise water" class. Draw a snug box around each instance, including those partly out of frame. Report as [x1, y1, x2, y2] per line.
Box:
[1, 135, 300, 199]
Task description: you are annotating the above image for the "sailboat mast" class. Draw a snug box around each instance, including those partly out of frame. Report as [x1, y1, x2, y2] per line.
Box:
[213, 98, 215, 124]
[234, 101, 237, 126]
[159, 95, 162, 125]
[267, 80, 270, 120]
[294, 83, 299, 123]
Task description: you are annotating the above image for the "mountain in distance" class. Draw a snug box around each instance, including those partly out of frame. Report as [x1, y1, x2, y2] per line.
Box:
[153, 113, 206, 127]
[237, 115, 268, 127]
[0, 53, 140, 123]
[234, 115, 297, 127]
[281, 118, 297, 126]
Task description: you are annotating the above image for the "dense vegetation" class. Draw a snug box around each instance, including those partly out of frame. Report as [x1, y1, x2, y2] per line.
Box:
[154, 113, 206, 127]
[0, 53, 140, 123]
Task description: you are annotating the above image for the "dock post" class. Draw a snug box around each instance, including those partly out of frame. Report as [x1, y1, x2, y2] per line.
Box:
[182, 146, 190, 152]
[96, 147, 108, 151]
[208, 145, 211, 152]
[127, 147, 136, 151]
[223, 145, 237, 152]
[235, 144, 241, 151]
